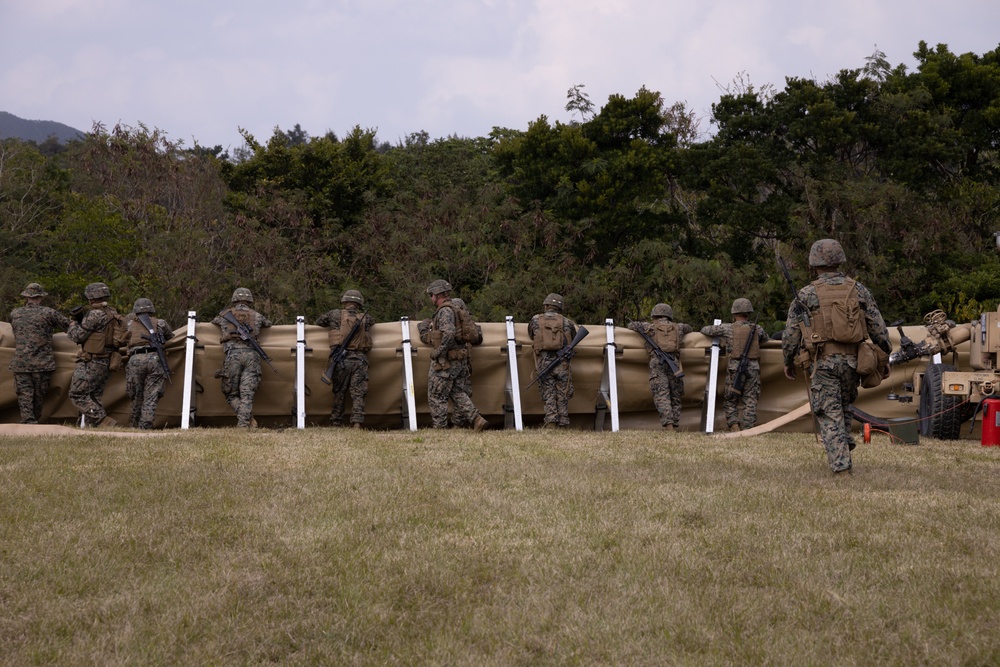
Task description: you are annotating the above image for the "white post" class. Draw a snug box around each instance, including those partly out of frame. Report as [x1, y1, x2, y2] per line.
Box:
[605, 318, 620, 432]
[505, 316, 524, 431]
[181, 310, 197, 430]
[704, 318, 722, 433]
[295, 316, 306, 429]
[400, 317, 418, 431]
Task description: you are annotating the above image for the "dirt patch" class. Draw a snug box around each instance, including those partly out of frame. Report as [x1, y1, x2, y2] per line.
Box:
[0, 424, 165, 438]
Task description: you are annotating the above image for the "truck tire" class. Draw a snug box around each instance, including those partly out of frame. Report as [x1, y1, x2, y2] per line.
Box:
[919, 363, 963, 440]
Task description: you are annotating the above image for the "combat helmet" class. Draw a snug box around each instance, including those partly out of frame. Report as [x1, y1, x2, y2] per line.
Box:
[651, 303, 673, 319]
[731, 298, 753, 315]
[231, 287, 254, 304]
[21, 283, 47, 298]
[808, 239, 846, 268]
[341, 289, 364, 307]
[133, 298, 155, 314]
[543, 293, 564, 311]
[426, 279, 452, 296]
[84, 282, 111, 300]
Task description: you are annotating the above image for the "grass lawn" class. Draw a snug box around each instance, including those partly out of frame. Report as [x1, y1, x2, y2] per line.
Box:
[1, 427, 999, 665]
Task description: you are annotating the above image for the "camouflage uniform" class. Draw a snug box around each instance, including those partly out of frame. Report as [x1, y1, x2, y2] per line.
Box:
[629, 306, 692, 428]
[66, 283, 122, 427]
[116, 300, 173, 429]
[700, 299, 769, 431]
[316, 291, 374, 427]
[782, 240, 891, 473]
[528, 294, 578, 427]
[212, 289, 273, 428]
[446, 298, 483, 427]
[8, 284, 71, 423]
[419, 280, 488, 431]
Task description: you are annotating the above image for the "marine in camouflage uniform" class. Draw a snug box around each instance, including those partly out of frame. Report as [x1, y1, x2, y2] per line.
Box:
[700, 298, 770, 432]
[116, 298, 173, 429]
[628, 303, 692, 430]
[418, 280, 489, 431]
[66, 282, 123, 427]
[212, 288, 273, 428]
[528, 293, 579, 428]
[316, 289, 375, 428]
[782, 239, 891, 474]
[446, 298, 483, 428]
[8, 283, 71, 424]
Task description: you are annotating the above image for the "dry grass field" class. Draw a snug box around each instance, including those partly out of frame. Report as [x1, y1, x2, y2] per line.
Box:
[1, 427, 999, 665]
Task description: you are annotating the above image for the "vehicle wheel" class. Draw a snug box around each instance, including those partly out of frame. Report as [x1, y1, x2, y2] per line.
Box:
[918, 363, 964, 440]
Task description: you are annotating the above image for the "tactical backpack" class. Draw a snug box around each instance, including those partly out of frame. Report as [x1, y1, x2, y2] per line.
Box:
[652, 320, 681, 353]
[813, 278, 865, 345]
[534, 312, 567, 351]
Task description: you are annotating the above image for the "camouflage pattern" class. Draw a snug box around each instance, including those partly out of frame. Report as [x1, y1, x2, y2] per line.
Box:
[425, 279, 452, 295]
[528, 309, 578, 426]
[629, 319, 692, 427]
[808, 238, 847, 268]
[20, 283, 47, 298]
[700, 320, 769, 430]
[118, 313, 174, 429]
[782, 271, 891, 472]
[212, 304, 273, 427]
[730, 298, 754, 314]
[9, 303, 71, 373]
[69, 358, 112, 426]
[444, 298, 480, 427]
[316, 306, 375, 425]
[12, 372, 52, 424]
[419, 300, 483, 428]
[67, 304, 121, 426]
[651, 303, 673, 319]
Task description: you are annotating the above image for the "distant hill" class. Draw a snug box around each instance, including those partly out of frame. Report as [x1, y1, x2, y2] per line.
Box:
[0, 111, 85, 143]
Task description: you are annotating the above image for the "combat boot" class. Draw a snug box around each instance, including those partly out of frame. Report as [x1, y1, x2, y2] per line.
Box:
[473, 415, 489, 432]
[728, 424, 741, 433]
[352, 422, 363, 430]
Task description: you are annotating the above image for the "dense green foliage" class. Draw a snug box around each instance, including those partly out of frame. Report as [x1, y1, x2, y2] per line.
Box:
[2, 42, 999, 331]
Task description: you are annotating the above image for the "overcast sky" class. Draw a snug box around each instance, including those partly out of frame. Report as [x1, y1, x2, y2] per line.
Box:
[2, 0, 998, 151]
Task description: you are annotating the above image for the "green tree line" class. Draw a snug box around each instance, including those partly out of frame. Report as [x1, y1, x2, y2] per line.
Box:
[2, 41, 999, 333]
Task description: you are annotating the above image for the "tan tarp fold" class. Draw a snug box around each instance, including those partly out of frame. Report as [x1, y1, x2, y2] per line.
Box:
[0, 321, 953, 430]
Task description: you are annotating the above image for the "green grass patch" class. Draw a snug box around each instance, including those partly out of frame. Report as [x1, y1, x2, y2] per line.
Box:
[2, 429, 999, 665]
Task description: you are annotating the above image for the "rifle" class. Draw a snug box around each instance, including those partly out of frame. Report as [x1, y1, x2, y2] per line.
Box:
[222, 310, 277, 373]
[729, 313, 761, 397]
[778, 255, 819, 441]
[136, 313, 172, 385]
[779, 256, 814, 369]
[626, 318, 685, 378]
[526, 326, 589, 388]
[320, 309, 368, 385]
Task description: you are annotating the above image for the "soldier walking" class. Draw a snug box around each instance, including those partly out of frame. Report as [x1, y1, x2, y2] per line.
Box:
[117, 298, 173, 429]
[700, 298, 770, 432]
[212, 288, 272, 428]
[528, 293, 578, 428]
[628, 303, 692, 430]
[418, 280, 489, 431]
[316, 289, 375, 428]
[782, 239, 891, 474]
[8, 283, 71, 424]
[67, 282, 123, 427]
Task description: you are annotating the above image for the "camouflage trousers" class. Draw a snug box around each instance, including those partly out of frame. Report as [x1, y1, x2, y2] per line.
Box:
[220, 347, 262, 427]
[810, 357, 859, 473]
[536, 357, 573, 427]
[70, 358, 111, 426]
[724, 361, 761, 430]
[125, 352, 167, 429]
[13, 371, 52, 424]
[427, 359, 479, 429]
[330, 352, 369, 425]
[649, 359, 684, 427]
